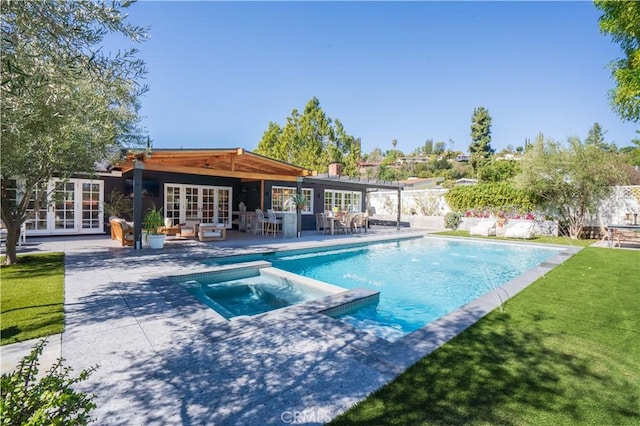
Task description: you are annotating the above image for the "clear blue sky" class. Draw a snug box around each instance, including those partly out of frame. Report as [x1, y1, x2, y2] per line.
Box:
[118, 1, 638, 154]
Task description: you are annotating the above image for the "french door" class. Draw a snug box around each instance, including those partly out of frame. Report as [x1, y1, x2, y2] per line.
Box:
[24, 179, 104, 235]
[164, 184, 232, 227]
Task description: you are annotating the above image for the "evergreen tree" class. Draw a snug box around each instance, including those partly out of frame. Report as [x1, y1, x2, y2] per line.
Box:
[469, 107, 494, 174]
[585, 122, 605, 146]
[255, 97, 360, 176]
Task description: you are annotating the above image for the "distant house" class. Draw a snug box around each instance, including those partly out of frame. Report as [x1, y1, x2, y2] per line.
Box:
[398, 177, 444, 189]
[455, 153, 471, 162]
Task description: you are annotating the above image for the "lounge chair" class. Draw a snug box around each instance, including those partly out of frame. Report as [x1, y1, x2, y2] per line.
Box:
[504, 221, 535, 239]
[198, 223, 226, 241]
[179, 219, 202, 238]
[110, 218, 134, 246]
[469, 220, 497, 236]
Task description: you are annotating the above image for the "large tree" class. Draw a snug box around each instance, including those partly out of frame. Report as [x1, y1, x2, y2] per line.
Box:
[469, 106, 494, 174]
[594, 0, 640, 122]
[515, 135, 628, 239]
[255, 97, 360, 176]
[1, 1, 148, 265]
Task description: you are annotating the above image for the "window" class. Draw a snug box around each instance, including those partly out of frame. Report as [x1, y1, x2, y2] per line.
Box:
[271, 186, 313, 214]
[324, 190, 362, 213]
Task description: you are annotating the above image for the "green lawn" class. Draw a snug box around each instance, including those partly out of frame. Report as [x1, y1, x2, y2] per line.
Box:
[0, 253, 65, 345]
[331, 247, 639, 425]
[436, 230, 596, 247]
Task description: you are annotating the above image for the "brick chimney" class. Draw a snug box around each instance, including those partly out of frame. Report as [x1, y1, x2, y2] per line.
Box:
[328, 162, 343, 177]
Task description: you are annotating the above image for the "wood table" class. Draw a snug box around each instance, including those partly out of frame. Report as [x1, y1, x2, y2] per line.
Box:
[157, 226, 182, 237]
[606, 224, 640, 247]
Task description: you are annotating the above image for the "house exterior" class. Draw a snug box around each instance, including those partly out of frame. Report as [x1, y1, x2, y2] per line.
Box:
[13, 148, 404, 238]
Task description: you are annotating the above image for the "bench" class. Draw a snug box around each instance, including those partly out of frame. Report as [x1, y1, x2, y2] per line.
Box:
[613, 229, 640, 248]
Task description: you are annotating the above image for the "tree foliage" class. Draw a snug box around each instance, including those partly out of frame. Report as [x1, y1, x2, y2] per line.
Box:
[1, 0, 148, 264]
[477, 160, 521, 183]
[469, 106, 494, 173]
[255, 97, 361, 176]
[515, 135, 628, 239]
[594, 0, 640, 122]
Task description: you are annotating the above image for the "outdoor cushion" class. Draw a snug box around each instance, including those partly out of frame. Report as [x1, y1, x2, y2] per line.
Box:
[469, 220, 497, 236]
[504, 221, 535, 239]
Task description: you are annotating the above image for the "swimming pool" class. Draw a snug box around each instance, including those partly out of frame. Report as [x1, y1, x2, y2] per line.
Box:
[268, 238, 563, 341]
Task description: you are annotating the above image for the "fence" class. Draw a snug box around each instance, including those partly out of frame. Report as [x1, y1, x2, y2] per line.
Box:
[368, 185, 640, 235]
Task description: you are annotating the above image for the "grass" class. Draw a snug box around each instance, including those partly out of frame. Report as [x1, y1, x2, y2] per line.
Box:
[331, 247, 640, 425]
[436, 230, 596, 247]
[0, 253, 65, 345]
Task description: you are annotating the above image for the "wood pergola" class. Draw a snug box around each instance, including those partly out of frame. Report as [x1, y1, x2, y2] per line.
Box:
[114, 148, 314, 182]
[112, 148, 315, 249]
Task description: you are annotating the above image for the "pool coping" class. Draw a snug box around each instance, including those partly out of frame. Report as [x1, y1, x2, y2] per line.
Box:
[162, 235, 581, 375]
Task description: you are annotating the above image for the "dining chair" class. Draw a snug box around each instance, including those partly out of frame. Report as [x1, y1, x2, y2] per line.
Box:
[265, 209, 282, 237]
[255, 209, 266, 235]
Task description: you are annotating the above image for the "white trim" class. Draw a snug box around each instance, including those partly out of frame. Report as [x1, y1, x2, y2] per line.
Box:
[271, 186, 314, 214]
[163, 183, 233, 228]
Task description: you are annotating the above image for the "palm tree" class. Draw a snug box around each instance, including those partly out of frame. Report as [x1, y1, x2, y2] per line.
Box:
[392, 139, 398, 150]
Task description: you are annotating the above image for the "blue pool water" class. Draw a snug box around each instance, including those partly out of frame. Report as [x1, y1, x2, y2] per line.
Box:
[179, 271, 335, 320]
[270, 238, 562, 341]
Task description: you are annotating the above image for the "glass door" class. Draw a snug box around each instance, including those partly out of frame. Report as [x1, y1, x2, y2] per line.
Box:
[165, 185, 181, 226]
[185, 186, 200, 220]
[81, 182, 102, 231]
[216, 188, 230, 226]
[201, 188, 216, 222]
[164, 184, 232, 227]
[23, 178, 103, 235]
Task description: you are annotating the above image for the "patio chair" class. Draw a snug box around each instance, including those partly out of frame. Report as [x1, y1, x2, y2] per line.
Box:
[198, 223, 227, 241]
[110, 218, 134, 246]
[352, 213, 366, 233]
[179, 219, 202, 238]
[334, 214, 351, 234]
[469, 220, 497, 236]
[255, 209, 266, 235]
[504, 221, 535, 239]
[316, 213, 329, 234]
[265, 209, 282, 237]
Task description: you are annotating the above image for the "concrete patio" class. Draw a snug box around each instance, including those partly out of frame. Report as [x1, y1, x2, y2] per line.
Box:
[1, 227, 580, 425]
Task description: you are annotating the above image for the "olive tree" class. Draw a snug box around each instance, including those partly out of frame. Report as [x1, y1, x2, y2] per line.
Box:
[515, 135, 627, 239]
[1, 1, 148, 265]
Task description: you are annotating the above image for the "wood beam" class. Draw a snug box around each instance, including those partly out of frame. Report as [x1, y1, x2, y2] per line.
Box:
[140, 162, 301, 182]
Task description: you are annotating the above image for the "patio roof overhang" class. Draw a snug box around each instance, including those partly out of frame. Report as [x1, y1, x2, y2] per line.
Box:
[113, 148, 315, 182]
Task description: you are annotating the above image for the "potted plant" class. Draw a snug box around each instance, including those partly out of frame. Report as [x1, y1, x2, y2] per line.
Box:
[292, 193, 308, 211]
[103, 189, 132, 220]
[144, 205, 166, 249]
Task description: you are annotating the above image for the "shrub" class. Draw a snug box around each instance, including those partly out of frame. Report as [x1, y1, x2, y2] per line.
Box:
[444, 211, 463, 230]
[0, 339, 99, 425]
[445, 181, 537, 213]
